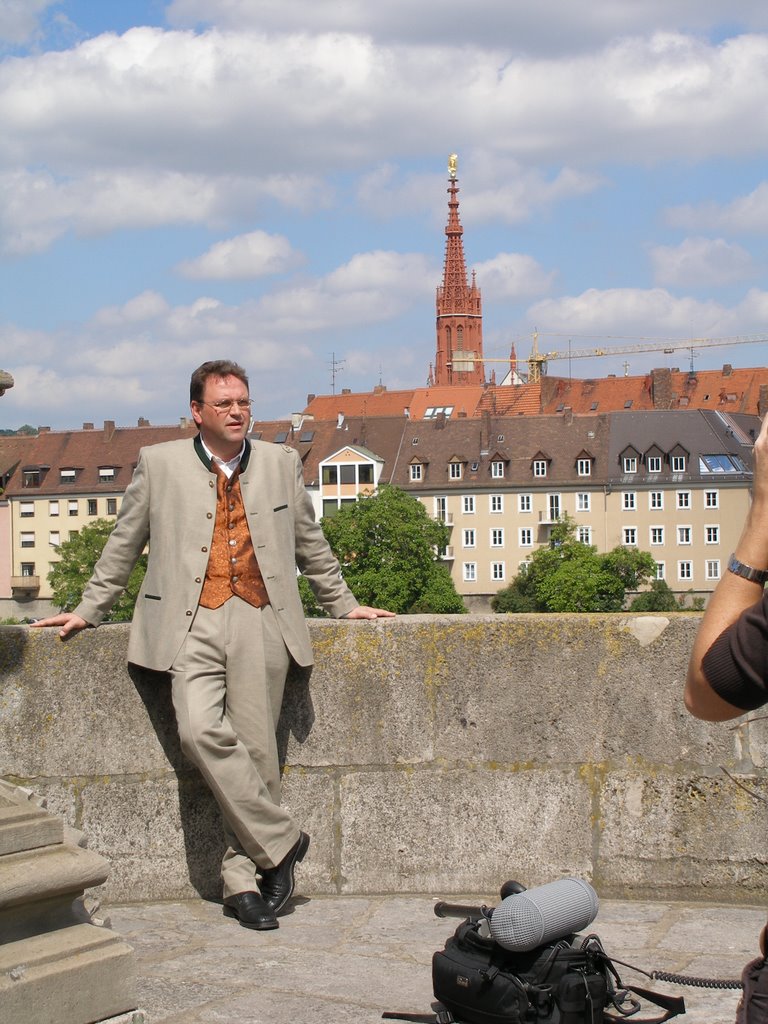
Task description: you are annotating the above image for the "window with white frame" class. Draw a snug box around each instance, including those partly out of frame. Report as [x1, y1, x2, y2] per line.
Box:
[434, 496, 447, 521]
[68, 500, 78, 516]
[19, 501, 34, 517]
[655, 562, 665, 580]
[449, 462, 463, 480]
[410, 463, 422, 481]
[491, 561, 505, 582]
[533, 460, 547, 477]
[650, 526, 664, 545]
[107, 498, 117, 515]
[98, 467, 116, 482]
[490, 494, 503, 514]
[577, 493, 590, 512]
[678, 560, 693, 581]
[705, 525, 720, 544]
[706, 559, 721, 580]
[49, 500, 59, 516]
[676, 491, 691, 509]
[518, 493, 532, 513]
[462, 528, 476, 548]
[463, 495, 475, 514]
[519, 527, 533, 546]
[20, 531, 35, 548]
[623, 456, 638, 473]
[491, 460, 504, 479]
[577, 458, 591, 477]
[671, 455, 686, 473]
[704, 490, 719, 509]
[647, 455, 662, 473]
[577, 526, 592, 545]
[20, 562, 36, 576]
[649, 491, 664, 510]
[463, 562, 477, 582]
[49, 531, 60, 546]
[622, 492, 636, 511]
[548, 494, 561, 520]
[623, 527, 637, 546]
[677, 526, 692, 544]
[490, 528, 504, 548]
[60, 468, 76, 483]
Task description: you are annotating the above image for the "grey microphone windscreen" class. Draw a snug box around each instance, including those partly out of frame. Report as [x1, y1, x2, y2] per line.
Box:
[489, 878, 599, 952]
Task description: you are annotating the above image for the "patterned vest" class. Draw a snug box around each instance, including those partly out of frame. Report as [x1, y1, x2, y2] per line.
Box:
[199, 466, 269, 610]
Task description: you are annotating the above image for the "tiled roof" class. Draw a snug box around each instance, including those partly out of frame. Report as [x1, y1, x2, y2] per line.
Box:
[301, 365, 768, 423]
[1, 420, 196, 497]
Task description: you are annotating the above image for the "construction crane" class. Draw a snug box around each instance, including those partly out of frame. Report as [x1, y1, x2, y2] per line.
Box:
[463, 333, 768, 383]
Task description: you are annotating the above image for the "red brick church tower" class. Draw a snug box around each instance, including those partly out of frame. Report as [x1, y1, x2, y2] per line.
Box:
[431, 154, 485, 386]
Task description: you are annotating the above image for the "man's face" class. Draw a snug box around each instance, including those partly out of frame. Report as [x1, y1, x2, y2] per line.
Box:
[191, 374, 251, 457]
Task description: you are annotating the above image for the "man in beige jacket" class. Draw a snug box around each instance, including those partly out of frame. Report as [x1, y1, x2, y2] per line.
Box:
[34, 359, 393, 930]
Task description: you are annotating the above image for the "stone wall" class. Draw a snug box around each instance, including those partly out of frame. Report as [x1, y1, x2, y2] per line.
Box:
[2, 614, 766, 904]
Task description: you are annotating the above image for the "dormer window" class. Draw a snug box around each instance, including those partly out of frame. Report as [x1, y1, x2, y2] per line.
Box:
[410, 463, 423, 481]
[491, 460, 504, 479]
[647, 456, 662, 473]
[577, 459, 591, 477]
[98, 466, 116, 482]
[533, 460, 547, 478]
[623, 456, 637, 474]
[60, 468, 77, 483]
[671, 455, 686, 473]
[449, 462, 463, 480]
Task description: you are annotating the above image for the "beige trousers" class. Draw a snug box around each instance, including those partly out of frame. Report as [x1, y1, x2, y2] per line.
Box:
[169, 597, 300, 898]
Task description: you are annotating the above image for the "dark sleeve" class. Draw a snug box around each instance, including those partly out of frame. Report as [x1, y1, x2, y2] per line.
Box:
[702, 591, 768, 711]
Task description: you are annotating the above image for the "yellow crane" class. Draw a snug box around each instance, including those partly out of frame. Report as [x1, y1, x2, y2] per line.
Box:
[472, 332, 768, 383]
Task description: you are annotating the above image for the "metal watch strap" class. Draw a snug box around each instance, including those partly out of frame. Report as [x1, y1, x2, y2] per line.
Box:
[727, 554, 768, 585]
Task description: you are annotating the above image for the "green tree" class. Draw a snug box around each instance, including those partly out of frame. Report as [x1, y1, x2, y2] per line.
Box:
[317, 484, 465, 614]
[492, 514, 656, 613]
[630, 579, 680, 612]
[47, 518, 147, 621]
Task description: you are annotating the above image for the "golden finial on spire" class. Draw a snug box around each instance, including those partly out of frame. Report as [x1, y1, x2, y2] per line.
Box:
[448, 153, 458, 179]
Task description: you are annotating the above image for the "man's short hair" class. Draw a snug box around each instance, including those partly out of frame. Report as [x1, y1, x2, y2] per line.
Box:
[190, 360, 249, 404]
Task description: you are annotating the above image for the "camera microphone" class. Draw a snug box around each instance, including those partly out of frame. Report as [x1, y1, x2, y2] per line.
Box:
[489, 878, 599, 952]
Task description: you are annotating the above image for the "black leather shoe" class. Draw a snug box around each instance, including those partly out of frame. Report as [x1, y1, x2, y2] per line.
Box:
[223, 891, 279, 930]
[260, 832, 310, 915]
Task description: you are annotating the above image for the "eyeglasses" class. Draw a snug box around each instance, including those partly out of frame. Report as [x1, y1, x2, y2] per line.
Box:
[198, 399, 253, 414]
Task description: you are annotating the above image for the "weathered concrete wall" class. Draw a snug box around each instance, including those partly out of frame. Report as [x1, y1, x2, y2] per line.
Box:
[2, 615, 766, 905]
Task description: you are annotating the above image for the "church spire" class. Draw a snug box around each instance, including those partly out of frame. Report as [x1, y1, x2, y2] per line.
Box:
[433, 154, 484, 386]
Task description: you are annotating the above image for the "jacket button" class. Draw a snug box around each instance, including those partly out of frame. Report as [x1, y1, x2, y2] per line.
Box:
[186, 610, 193, 616]
[207, 512, 213, 519]
[201, 546, 208, 552]
[209, 480, 214, 487]
[195, 577, 201, 584]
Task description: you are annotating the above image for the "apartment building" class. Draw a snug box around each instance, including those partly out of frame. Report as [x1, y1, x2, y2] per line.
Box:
[0, 407, 757, 617]
[0, 419, 195, 616]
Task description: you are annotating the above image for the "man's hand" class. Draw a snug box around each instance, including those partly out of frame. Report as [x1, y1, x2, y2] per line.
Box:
[29, 612, 89, 640]
[343, 606, 396, 620]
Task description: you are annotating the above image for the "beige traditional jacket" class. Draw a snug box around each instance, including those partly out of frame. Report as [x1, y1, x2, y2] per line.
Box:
[75, 436, 358, 670]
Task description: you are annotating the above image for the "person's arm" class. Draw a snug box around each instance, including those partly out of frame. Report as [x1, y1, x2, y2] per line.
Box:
[684, 414, 768, 720]
[30, 453, 152, 639]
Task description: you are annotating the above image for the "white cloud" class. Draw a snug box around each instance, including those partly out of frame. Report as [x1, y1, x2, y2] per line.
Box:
[666, 182, 768, 234]
[527, 287, 729, 339]
[177, 231, 303, 280]
[473, 253, 555, 300]
[256, 251, 435, 332]
[0, 0, 53, 45]
[165, 0, 768, 52]
[650, 237, 755, 288]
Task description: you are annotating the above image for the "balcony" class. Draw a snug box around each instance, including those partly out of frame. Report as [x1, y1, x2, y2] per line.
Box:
[11, 575, 40, 591]
[438, 546, 454, 560]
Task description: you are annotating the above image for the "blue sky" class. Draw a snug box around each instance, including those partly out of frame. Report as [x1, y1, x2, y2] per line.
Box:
[2, 1, 768, 429]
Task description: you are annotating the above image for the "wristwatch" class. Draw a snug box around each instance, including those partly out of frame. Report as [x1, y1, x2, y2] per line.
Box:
[727, 553, 768, 585]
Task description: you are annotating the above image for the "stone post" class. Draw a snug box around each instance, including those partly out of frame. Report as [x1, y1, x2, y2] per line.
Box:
[0, 780, 143, 1024]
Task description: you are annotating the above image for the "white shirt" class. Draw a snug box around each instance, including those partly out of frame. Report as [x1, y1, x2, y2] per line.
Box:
[200, 437, 245, 479]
